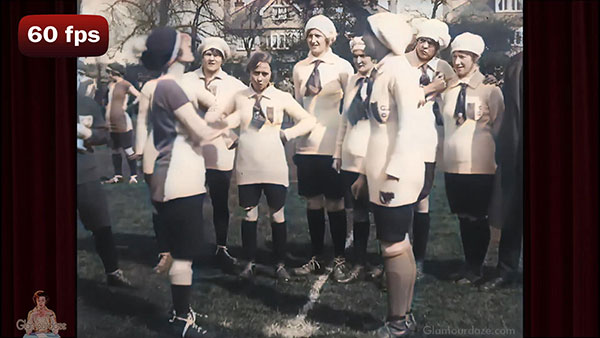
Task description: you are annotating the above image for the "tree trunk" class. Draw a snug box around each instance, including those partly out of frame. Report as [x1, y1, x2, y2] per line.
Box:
[432, 0, 442, 19]
[159, 0, 170, 27]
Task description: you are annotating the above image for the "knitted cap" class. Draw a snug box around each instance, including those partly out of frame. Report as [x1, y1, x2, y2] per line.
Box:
[305, 15, 337, 40]
[349, 36, 366, 53]
[451, 32, 485, 57]
[415, 19, 451, 50]
[199, 37, 231, 60]
[141, 27, 181, 71]
[367, 13, 413, 56]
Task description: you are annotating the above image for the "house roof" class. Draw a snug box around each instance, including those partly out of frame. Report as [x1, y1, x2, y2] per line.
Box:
[228, 0, 303, 30]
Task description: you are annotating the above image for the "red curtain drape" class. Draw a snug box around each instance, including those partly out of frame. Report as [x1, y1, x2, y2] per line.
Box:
[525, 0, 598, 336]
[1, 1, 77, 337]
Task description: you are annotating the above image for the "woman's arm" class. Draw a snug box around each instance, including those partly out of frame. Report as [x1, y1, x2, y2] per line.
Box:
[281, 92, 316, 141]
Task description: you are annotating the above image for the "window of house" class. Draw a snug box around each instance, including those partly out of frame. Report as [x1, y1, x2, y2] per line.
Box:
[496, 0, 523, 13]
[513, 27, 523, 47]
[272, 5, 288, 21]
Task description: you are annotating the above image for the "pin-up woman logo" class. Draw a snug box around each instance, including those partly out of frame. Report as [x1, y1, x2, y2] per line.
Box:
[16, 290, 66, 338]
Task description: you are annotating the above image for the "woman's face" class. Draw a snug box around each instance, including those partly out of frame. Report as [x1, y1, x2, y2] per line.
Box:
[306, 29, 328, 57]
[202, 49, 223, 74]
[250, 61, 271, 92]
[415, 37, 439, 62]
[178, 33, 195, 63]
[352, 49, 374, 76]
[452, 51, 477, 78]
[36, 296, 46, 307]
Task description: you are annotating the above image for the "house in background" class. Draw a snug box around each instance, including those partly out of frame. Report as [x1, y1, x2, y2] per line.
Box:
[223, 0, 305, 62]
[443, 0, 523, 56]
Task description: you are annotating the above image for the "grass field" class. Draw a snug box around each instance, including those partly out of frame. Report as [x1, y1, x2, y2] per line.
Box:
[77, 145, 522, 338]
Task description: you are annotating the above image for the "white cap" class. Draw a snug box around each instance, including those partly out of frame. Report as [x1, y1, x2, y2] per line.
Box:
[367, 13, 413, 56]
[416, 19, 451, 50]
[451, 32, 485, 57]
[349, 36, 366, 53]
[199, 37, 231, 60]
[305, 15, 337, 41]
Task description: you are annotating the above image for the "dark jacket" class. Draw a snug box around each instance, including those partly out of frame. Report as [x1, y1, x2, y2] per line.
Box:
[496, 52, 523, 195]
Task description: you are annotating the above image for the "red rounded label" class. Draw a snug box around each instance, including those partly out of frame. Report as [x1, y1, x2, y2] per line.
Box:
[18, 15, 109, 57]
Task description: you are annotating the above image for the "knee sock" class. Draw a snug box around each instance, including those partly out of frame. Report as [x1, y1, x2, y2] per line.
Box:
[127, 158, 137, 176]
[271, 222, 287, 264]
[241, 220, 257, 261]
[328, 210, 347, 258]
[171, 285, 191, 317]
[384, 252, 416, 320]
[458, 217, 475, 269]
[93, 226, 119, 273]
[412, 212, 430, 263]
[212, 190, 230, 247]
[307, 209, 325, 257]
[353, 221, 370, 265]
[111, 153, 122, 176]
[471, 217, 491, 272]
[152, 211, 170, 254]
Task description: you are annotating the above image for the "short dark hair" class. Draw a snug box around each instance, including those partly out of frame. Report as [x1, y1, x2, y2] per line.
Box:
[203, 48, 223, 58]
[246, 51, 272, 73]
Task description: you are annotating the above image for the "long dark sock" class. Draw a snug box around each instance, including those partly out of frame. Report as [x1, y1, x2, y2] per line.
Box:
[307, 209, 325, 256]
[152, 211, 170, 253]
[471, 217, 491, 272]
[127, 158, 137, 176]
[458, 217, 475, 268]
[93, 226, 119, 273]
[171, 285, 192, 317]
[211, 184, 230, 247]
[271, 222, 287, 264]
[412, 212, 430, 263]
[111, 153, 123, 176]
[241, 220, 258, 261]
[328, 210, 347, 258]
[353, 221, 370, 264]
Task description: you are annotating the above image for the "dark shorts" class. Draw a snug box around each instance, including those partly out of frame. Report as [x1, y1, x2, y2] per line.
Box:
[238, 184, 287, 211]
[77, 180, 111, 232]
[444, 173, 495, 217]
[154, 194, 205, 259]
[341, 170, 370, 211]
[110, 130, 134, 150]
[417, 162, 436, 202]
[371, 203, 414, 242]
[294, 154, 344, 199]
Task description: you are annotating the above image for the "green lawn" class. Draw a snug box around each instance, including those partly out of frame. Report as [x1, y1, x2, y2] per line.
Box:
[77, 147, 522, 337]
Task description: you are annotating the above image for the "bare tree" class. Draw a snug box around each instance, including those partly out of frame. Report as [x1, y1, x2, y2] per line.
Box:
[431, 0, 448, 19]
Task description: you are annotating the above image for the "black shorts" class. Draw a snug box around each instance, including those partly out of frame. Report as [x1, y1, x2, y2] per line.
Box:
[110, 130, 134, 150]
[341, 170, 370, 211]
[294, 154, 344, 199]
[238, 184, 287, 211]
[77, 180, 111, 232]
[371, 203, 414, 242]
[417, 162, 436, 202]
[154, 194, 205, 259]
[444, 173, 494, 217]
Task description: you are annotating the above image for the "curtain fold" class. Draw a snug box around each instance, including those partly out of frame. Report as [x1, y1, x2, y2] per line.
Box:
[525, 0, 598, 336]
[1, 1, 77, 337]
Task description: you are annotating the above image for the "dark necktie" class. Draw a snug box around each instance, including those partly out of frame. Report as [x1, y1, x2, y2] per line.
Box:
[250, 94, 266, 129]
[347, 77, 368, 125]
[419, 64, 431, 86]
[454, 83, 468, 125]
[305, 60, 323, 96]
[366, 68, 379, 119]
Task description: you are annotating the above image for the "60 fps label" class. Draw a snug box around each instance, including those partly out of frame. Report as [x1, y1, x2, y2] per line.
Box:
[18, 15, 109, 57]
